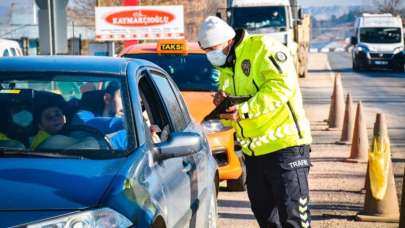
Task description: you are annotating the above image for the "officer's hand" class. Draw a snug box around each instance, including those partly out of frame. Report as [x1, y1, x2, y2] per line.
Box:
[220, 105, 240, 121]
[213, 91, 227, 106]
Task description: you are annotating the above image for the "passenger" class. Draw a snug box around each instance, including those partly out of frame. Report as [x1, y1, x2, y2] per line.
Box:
[72, 81, 124, 134]
[31, 105, 67, 149]
[0, 132, 10, 141]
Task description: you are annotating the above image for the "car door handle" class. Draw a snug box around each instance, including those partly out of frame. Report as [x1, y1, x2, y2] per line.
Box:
[182, 161, 193, 173]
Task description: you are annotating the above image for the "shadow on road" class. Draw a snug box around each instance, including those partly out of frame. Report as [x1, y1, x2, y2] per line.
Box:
[310, 189, 362, 194]
[310, 173, 365, 179]
[312, 214, 356, 221]
[218, 212, 256, 220]
[311, 203, 362, 211]
[308, 68, 352, 73]
[310, 157, 348, 162]
[218, 199, 251, 208]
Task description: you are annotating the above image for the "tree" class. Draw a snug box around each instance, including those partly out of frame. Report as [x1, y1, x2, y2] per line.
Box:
[373, 0, 404, 15]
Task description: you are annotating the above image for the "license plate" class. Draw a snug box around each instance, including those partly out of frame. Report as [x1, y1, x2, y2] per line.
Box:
[374, 61, 388, 65]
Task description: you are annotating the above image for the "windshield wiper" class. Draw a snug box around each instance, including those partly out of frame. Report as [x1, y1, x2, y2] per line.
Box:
[0, 149, 86, 159]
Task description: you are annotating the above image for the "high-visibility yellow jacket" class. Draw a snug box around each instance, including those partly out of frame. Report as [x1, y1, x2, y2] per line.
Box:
[31, 130, 50, 149]
[0, 132, 10, 141]
[217, 31, 312, 156]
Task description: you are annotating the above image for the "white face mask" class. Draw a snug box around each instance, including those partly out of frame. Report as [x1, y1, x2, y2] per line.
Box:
[206, 49, 227, 66]
[12, 110, 33, 127]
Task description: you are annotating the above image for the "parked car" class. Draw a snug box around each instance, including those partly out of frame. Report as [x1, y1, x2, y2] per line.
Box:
[120, 40, 246, 191]
[0, 39, 23, 57]
[0, 56, 218, 228]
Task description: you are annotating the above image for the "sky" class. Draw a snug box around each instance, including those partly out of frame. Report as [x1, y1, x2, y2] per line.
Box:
[300, 0, 371, 7]
[0, 0, 374, 9]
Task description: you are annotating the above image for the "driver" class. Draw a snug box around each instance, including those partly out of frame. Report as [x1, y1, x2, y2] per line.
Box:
[71, 81, 125, 134]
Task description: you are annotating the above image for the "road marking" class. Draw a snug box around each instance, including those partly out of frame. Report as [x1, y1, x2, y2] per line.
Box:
[324, 54, 335, 82]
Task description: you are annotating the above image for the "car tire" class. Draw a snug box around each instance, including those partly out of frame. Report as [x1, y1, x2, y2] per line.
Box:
[207, 184, 218, 228]
[227, 156, 247, 191]
[394, 64, 405, 73]
[352, 60, 360, 72]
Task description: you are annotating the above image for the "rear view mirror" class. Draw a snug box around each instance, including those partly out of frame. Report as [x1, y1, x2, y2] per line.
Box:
[298, 8, 304, 20]
[351, 36, 358, 45]
[154, 132, 202, 161]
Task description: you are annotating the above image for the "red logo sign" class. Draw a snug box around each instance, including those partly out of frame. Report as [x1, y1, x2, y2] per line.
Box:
[105, 9, 175, 27]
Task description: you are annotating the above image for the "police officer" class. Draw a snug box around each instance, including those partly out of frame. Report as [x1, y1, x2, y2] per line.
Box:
[198, 16, 312, 228]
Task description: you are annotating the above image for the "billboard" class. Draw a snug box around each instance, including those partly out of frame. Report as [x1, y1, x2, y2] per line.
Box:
[95, 5, 184, 41]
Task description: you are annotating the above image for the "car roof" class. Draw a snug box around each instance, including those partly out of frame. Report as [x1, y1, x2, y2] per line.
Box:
[120, 41, 205, 55]
[0, 39, 20, 47]
[0, 56, 159, 76]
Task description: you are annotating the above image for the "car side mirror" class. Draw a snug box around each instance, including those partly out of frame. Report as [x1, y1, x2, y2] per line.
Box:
[351, 36, 358, 45]
[298, 8, 304, 20]
[154, 132, 202, 161]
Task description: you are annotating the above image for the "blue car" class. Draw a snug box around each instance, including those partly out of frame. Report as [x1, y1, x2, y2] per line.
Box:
[0, 56, 218, 228]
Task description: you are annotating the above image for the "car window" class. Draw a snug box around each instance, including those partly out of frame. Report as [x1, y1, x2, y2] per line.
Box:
[10, 48, 17, 56]
[138, 72, 172, 144]
[150, 72, 188, 131]
[0, 73, 133, 159]
[3, 49, 10, 57]
[125, 53, 219, 91]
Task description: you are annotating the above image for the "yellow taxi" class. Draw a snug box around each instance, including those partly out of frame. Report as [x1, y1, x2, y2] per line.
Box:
[119, 40, 246, 191]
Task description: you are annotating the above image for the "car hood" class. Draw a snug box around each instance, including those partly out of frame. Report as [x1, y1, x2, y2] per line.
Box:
[360, 42, 403, 53]
[0, 157, 126, 210]
[181, 91, 216, 123]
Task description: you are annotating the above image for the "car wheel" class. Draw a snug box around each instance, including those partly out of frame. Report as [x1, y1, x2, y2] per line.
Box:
[207, 184, 218, 228]
[227, 156, 247, 191]
[352, 60, 360, 72]
[394, 64, 405, 73]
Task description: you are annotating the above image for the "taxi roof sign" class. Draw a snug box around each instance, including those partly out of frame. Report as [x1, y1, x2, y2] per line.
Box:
[157, 40, 188, 54]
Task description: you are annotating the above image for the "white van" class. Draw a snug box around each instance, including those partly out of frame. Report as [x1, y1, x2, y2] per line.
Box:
[0, 39, 23, 57]
[351, 13, 404, 72]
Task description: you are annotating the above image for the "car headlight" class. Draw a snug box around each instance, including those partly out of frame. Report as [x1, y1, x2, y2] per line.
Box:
[27, 208, 133, 228]
[202, 120, 231, 133]
[355, 46, 368, 52]
[393, 47, 404, 54]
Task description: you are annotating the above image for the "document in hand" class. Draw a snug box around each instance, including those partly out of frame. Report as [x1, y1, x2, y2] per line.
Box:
[203, 96, 251, 121]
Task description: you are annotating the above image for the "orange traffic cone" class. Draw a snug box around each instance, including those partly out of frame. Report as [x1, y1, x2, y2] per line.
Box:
[337, 93, 354, 144]
[399, 168, 405, 227]
[327, 73, 345, 130]
[346, 102, 368, 163]
[357, 113, 399, 222]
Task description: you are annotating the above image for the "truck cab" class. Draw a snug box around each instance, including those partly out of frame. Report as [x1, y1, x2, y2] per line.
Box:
[351, 13, 405, 72]
[229, 0, 295, 47]
[226, 0, 309, 77]
[0, 39, 22, 57]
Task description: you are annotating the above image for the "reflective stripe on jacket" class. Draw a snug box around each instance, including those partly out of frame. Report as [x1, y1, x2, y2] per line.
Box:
[217, 32, 312, 156]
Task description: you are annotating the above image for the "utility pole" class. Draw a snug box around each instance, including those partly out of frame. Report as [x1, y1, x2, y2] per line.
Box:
[35, 0, 68, 55]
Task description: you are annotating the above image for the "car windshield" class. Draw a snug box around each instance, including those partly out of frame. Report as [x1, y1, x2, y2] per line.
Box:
[359, 27, 402, 44]
[0, 73, 132, 159]
[126, 53, 219, 91]
[231, 6, 287, 31]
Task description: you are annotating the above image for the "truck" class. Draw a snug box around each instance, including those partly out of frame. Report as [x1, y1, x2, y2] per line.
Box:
[222, 0, 310, 77]
[351, 13, 404, 72]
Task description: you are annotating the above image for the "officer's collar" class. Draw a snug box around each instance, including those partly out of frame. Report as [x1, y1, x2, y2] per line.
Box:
[222, 29, 246, 68]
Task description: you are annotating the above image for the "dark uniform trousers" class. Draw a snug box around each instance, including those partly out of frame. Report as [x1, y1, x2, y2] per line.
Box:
[245, 145, 311, 228]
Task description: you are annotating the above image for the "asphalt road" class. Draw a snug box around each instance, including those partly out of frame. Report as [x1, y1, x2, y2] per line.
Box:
[327, 52, 405, 146]
[217, 52, 405, 228]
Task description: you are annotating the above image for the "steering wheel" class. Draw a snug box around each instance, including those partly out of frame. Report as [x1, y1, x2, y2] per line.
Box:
[64, 125, 113, 151]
